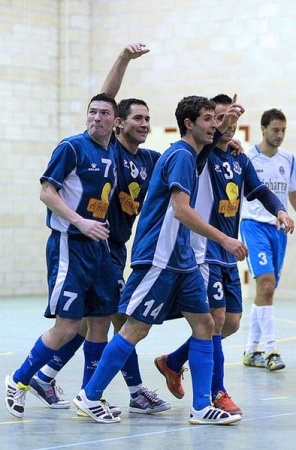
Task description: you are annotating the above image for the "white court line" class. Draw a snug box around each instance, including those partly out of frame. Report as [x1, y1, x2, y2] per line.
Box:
[28, 411, 296, 450]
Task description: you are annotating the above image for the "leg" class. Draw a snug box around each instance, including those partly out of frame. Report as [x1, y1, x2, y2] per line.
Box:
[5, 316, 81, 418]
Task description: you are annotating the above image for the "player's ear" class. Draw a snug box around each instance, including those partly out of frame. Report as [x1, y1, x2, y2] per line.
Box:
[115, 117, 124, 129]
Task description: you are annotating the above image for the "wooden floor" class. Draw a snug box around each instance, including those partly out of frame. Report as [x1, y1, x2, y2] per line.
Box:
[1, 295, 296, 450]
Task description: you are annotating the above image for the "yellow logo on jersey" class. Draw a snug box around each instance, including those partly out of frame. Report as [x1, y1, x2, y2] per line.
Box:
[119, 181, 141, 216]
[218, 182, 240, 217]
[87, 182, 111, 218]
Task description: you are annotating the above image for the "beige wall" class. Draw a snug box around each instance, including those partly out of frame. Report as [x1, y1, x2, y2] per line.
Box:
[1, 0, 295, 297]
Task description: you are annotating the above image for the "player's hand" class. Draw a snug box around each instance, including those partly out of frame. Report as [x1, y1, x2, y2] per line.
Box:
[121, 43, 150, 60]
[76, 219, 110, 241]
[229, 138, 244, 156]
[276, 211, 294, 234]
[221, 236, 248, 261]
[218, 94, 245, 133]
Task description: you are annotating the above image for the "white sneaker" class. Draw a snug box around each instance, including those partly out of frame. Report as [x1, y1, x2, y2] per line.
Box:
[73, 390, 121, 423]
[77, 402, 121, 417]
[189, 405, 242, 425]
[5, 373, 30, 418]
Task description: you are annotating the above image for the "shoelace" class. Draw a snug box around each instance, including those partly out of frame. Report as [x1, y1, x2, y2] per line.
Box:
[141, 388, 162, 404]
[9, 386, 27, 405]
[52, 383, 66, 401]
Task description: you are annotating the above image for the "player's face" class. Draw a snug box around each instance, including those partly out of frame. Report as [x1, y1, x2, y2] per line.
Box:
[262, 119, 286, 148]
[215, 103, 237, 143]
[119, 104, 150, 146]
[87, 100, 116, 143]
[191, 108, 217, 145]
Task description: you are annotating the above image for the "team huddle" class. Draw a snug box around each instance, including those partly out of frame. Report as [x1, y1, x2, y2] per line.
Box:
[5, 43, 295, 426]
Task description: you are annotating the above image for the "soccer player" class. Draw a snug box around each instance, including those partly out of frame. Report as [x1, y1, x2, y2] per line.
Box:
[72, 95, 248, 425]
[241, 108, 296, 370]
[5, 93, 121, 421]
[154, 95, 294, 415]
[28, 43, 171, 415]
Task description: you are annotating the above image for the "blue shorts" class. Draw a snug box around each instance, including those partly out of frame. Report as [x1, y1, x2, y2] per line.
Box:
[44, 232, 120, 319]
[118, 265, 209, 325]
[109, 241, 127, 293]
[240, 219, 287, 287]
[199, 263, 242, 313]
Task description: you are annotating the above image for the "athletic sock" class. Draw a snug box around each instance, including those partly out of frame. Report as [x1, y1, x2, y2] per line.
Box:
[188, 337, 213, 411]
[81, 340, 108, 388]
[121, 349, 142, 394]
[211, 335, 225, 399]
[167, 338, 190, 372]
[256, 305, 276, 354]
[84, 333, 134, 400]
[13, 337, 56, 386]
[245, 304, 261, 354]
[36, 333, 85, 383]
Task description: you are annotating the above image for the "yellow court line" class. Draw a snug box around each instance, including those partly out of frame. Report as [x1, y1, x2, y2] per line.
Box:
[262, 397, 288, 401]
[0, 420, 31, 425]
[0, 352, 13, 356]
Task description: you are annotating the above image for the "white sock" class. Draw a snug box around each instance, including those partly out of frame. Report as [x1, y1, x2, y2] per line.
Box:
[245, 304, 261, 354]
[256, 305, 276, 354]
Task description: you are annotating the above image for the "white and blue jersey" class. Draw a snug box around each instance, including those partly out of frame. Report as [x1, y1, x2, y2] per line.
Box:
[41, 131, 117, 236]
[191, 146, 284, 267]
[131, 140, 199, 272]
[118, 140, 210, 323]
[41, 131, 119, 319]
[240, 144, 296, 283]
[241, 145, 296, 224]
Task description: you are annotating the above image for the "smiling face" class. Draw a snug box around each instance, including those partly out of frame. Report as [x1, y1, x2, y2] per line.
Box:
[87, 100, 116, 145]
[117, 103, 150, 147]
[262, 119, 286, 149]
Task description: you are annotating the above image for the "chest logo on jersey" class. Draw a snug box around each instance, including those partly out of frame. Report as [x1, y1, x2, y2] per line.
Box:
[218, 182, 240, 217]
[88, 163, 100, 171]
[233, 161, 242, 175]
[87, 183, 111, 218]
[119, 182, 141, 216]
[123, 159, 148, 180]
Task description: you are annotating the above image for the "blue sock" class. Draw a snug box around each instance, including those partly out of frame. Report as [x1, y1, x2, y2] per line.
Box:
[189, 337, 213, 411]
[37, 334, 85, 383]
[84, 333, 134, 400]
[81, 340, 108, 388]
[211, 335, 225, 399]
[167, 338, 190, 372]
[121, 349, 142, 389]
[14, 337, 56, 385]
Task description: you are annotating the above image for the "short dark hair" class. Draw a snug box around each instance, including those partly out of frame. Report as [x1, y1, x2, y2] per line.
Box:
[87, 93, 118, 116]
[211, 94, 232, 105]
[261, 108, 286, 127]
[118, 98, 149, 120]
[175, 96, 215, 136]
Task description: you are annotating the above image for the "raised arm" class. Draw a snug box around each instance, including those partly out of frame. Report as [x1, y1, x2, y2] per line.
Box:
[100, 43, 150, 98]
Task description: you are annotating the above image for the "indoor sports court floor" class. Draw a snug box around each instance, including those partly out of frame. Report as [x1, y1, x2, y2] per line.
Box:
[1, 295, 296, 450]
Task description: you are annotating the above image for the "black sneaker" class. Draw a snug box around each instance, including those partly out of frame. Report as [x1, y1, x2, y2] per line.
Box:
[29, 376, 70, 409]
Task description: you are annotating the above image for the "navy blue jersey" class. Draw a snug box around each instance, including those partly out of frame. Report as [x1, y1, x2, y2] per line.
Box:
[40, 131, 117, 236]
[191, 146, 268, 266]
[131, 140, 199, 272]
[108, 138, 160, 244]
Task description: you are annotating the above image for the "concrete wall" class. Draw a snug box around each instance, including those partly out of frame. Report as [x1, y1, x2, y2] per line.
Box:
[0, 0, 295, 297]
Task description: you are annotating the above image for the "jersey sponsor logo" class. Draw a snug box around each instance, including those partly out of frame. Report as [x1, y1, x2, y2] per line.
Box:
[87, 182, 111, 218]
[119, 181, 141, 215]
[218, 182, 240, 217]
[264, 178, 287, 193]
